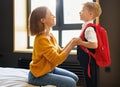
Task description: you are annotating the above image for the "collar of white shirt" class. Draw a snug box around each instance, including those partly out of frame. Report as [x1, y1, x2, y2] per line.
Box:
[82, 20, 93, 29]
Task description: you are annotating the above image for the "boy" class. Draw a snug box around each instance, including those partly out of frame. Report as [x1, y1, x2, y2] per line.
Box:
[77, 2, 102, 87]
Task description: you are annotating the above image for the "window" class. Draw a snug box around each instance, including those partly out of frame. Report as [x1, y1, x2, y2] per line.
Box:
[13, 0, 29, 52]
[13, 0, 96, 53]
[29, 0, 93, 48]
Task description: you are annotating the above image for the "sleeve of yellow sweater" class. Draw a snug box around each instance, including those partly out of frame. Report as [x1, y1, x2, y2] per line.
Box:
[50, 33, 63, 53]
[37, 36, 67, 66]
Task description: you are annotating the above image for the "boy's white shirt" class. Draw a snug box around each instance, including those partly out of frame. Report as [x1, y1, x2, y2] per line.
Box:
[81, 21, 98, 43]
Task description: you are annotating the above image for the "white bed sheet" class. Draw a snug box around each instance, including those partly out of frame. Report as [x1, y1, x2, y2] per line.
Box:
[0, 67, 56, 87]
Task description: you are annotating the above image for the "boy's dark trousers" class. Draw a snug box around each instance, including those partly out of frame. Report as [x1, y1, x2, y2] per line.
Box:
[77, 46, 99, 87]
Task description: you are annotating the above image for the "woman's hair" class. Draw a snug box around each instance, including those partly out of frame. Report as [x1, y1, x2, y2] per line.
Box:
[29, 6, 48, 36]
[83, 2, 102, 19]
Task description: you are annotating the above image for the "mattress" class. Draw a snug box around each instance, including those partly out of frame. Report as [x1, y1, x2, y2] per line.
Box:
[0, 67, 56, 87]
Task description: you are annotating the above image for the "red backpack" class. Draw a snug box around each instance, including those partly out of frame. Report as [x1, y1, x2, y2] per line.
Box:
[80, 23, 111, 67]
[80, 23, 111, 77]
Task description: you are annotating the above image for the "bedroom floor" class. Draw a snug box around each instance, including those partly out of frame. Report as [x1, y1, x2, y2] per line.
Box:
[77, 86, 84, 87]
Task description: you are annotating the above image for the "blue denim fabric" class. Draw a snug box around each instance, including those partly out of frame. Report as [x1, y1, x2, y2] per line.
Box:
[28, 67, 79, 87]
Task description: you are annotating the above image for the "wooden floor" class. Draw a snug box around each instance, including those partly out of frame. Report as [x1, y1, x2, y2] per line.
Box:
[77, 84, 85, 87]
[77, 86, 84, 87]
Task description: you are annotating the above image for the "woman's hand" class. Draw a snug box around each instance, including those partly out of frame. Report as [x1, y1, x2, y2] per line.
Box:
[71, 37, 82, 46]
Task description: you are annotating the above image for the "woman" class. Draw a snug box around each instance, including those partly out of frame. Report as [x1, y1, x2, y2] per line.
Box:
[28, 6, 79, 87]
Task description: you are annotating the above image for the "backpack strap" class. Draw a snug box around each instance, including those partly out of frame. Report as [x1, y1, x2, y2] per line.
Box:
[79, 23, 97, 78]
[80, 23, 97, 57]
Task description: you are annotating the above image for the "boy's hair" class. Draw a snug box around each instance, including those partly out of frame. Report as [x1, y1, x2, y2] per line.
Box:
[83, 2, 102, 19]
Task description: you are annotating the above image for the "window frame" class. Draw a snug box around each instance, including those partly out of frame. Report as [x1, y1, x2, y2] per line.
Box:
[27, 0, 96, 49]
[13, 0, 98, 54]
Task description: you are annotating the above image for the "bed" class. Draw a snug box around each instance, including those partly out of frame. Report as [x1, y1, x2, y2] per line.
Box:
[0, 67, 56, 87]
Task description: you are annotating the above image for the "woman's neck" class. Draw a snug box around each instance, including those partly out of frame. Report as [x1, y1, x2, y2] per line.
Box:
[44, 26, 51, 35]
[44, 28, 50, 35]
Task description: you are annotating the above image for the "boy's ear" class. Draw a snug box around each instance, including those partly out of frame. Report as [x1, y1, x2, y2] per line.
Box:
[40, 18, 45, 23]
[89, 11, 93, 16]
[89, 12, 94, 18]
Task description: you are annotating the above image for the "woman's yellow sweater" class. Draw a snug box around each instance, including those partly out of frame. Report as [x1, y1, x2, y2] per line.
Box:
[30, 33, 67, 77]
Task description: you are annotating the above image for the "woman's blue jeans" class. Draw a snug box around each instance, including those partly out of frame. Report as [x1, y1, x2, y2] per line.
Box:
[28, 67, 79, 87]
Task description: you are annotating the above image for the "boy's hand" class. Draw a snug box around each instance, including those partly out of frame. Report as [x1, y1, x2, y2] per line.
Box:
[77, 37, 83, 45]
